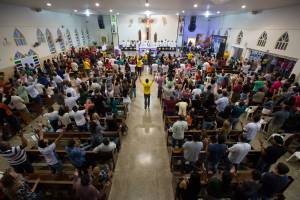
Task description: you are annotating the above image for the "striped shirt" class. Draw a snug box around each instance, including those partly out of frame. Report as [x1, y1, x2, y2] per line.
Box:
[0, 146, 27, 165]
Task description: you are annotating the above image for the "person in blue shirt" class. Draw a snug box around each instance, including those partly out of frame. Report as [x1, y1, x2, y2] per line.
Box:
[65, 139, 87, 174]
[230, 101, 247, 129]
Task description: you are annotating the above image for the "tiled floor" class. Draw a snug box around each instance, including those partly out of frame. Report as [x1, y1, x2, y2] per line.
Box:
[109, 73, 174, 200]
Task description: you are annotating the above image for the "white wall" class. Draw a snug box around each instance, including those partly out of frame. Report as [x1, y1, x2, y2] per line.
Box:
[0, 3, 93, 70]
[207, 5, 300, 77]
[86, 15, 112, 45]
[183, 16, 209, 43]
[117, 15, 178, 42]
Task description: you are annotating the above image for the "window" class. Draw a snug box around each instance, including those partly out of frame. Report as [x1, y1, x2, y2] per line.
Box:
[36, 29, 45, 43]
[46, 29, 56, 54]
[81, 29, 86, 46]
[66, 29, 73, 47]
[28, 49, 37, 56]
[14, 51, 24, 60]
[257, 31, 267, 47]
[236, 30, 243, 45]
[275, 32, 289, 50]
[13, 28, 27, 46]
[224, 30, 228, 36]
[86, 28, 90, 43]
[74, 29, 81, 47]
[57, 28, 66, 51]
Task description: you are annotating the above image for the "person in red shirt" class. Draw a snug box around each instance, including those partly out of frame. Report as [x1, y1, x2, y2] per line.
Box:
[231, 81, 243, 103]
[269, 77, 282, 95]
[164, 96, 177, 116]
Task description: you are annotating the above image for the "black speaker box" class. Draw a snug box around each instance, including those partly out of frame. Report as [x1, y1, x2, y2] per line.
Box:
[98, 15, 105, 29]
[188, 16, 197, 32]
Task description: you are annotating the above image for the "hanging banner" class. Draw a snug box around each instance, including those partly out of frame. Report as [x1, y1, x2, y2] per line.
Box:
[111, 15, 118, 33]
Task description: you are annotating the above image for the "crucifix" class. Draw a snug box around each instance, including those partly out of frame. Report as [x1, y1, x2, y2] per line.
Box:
[141, 17, 154, 40]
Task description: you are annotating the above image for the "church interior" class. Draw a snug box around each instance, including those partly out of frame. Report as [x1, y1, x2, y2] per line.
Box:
[0, 0, 300, 199]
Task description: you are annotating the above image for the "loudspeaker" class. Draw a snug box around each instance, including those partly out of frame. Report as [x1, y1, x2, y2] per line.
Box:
[98, 15, 105, 29]
[188, 16, 197, 32]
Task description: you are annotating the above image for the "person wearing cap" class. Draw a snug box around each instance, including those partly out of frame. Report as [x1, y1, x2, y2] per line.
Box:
[256, 135, 287, 173]
[260, 162, 290, 199]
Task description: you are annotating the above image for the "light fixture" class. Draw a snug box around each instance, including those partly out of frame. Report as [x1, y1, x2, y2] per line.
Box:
[95, 2, 100, 7]
[109, 9, 113, 12]
[117, 12, 120, 15]
[74, 9, 78, 12]
[204, 10, 210, 18]
[46, 2, 52, 7]
[217, 11, 220, 14]
[193, 4, 198, 8]
[182, 10, 185, 13]
[176, 13, 179, 16]
[145, 10, 151, 17]
[241, 5, 246, 9]
[145, 0, 150, 7]
[85, 9, 90, 16]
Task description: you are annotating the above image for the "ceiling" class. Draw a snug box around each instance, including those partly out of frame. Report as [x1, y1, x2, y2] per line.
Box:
[1, 0, 300, 16]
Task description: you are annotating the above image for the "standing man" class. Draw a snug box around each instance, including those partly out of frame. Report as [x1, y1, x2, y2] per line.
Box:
[139, 76, 154, 110]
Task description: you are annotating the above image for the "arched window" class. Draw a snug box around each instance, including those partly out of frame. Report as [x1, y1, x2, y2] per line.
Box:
[28, 49, 37, 56]
[66, 29, 73, 47]
[224, 30, 228, 36]
[86, 28, 90, 43]
[74, 29, 81, 47]
[14, 51, 24, 60]
[57, 28, 66, 51]
[36, 29, 45, 43]
[275, 32, 289, 50]
[46, 29, 56, 54]
[236, 30, 243, 45]
[81, 29, 86, 46]
[13, 28, 27, 46]
[257, 31, 267, 47]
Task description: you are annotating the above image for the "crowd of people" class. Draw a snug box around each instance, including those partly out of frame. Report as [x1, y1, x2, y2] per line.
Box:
[0, 44, 297, 199]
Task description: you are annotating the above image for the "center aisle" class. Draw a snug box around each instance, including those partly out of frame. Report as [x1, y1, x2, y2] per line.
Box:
[109, 72, 174, 200]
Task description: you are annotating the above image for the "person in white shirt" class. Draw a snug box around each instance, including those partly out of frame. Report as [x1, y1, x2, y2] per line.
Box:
[63, 72, 71, 82]
[91, 80, 101, 91]
[43, 107, 59, 131]
[65, 83, 77, 97]
[176, 100, 188, 117]
[192, 85, 202, 100]
[215, 91, 229, 112]
[69, 107, 87, 132]
[93, 138, 117, 153]
[242, 115, 262, 142]
[65, 93, 80, 111]
[24, 82, 41, 103]
[242, 62, 251, 74]
[71, 60, 79, 73]
[182, 134, 203, 163]
[53, 73, 64, 92]
[58, 107, 72, 130]
[75, 76, 82, 86]
[9, 94, 28, 113]
[170, 115, 188, 147]
[37, 130, 64, 174]
[227, 135, 251, 172]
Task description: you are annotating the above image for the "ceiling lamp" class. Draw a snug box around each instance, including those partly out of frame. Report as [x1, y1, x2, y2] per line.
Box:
[176, 13, 179, 16]
[217, 11, 220, 14]
[204, 10, 210, 18]
[109, 9, 113, 13]
[46, 2, 52, 7]
[145, 0, 150, 7]
[145, 10, 151, 17]
[117, 12, 120, 15]
[85, 9, 90, 16]
[182, 10, 185, 13]
[193, 4, 198, 8]
[95, 2, 100, 7]
[241, 5, 246, 9]
[74, 9, 78, 12]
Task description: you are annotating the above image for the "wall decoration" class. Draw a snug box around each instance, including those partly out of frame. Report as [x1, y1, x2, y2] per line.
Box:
[14, 54, 40, 71]
[275, 32, 289, 50]
[111, 15, 118, 33]
[45, 29, 56, 54]
[178, 16, 185, 35]
[36, 29, 46, 43]
[74, 29, 81, 47]
[66, 29, 73, 47]
[57, 28, 66, 51]
[257, 31, 267, 47]
[13, 28, 27, 46]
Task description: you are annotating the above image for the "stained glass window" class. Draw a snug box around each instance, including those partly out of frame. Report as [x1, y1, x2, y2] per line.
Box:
[46, 29, 56, 54]
[14, 28, 27, 46]
[66, 29, 73, 47]
[57, 28, 66, 51]
[37, 29, 46, 43]
[74, 29, 81, 47]
[275, 32, 289, 50]
[257, 31, 267, 47]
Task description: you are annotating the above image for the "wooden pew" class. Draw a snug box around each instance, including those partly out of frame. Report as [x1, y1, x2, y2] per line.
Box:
[26, 148, 117, 170]
[43, 131, 120, 140]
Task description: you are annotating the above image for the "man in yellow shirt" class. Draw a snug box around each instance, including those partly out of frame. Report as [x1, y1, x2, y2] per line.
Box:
[136, 59, 143, 76]
[83, 58, 90, 76]
[139, 77, 154, 110]
[187, 52, 193, 60]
